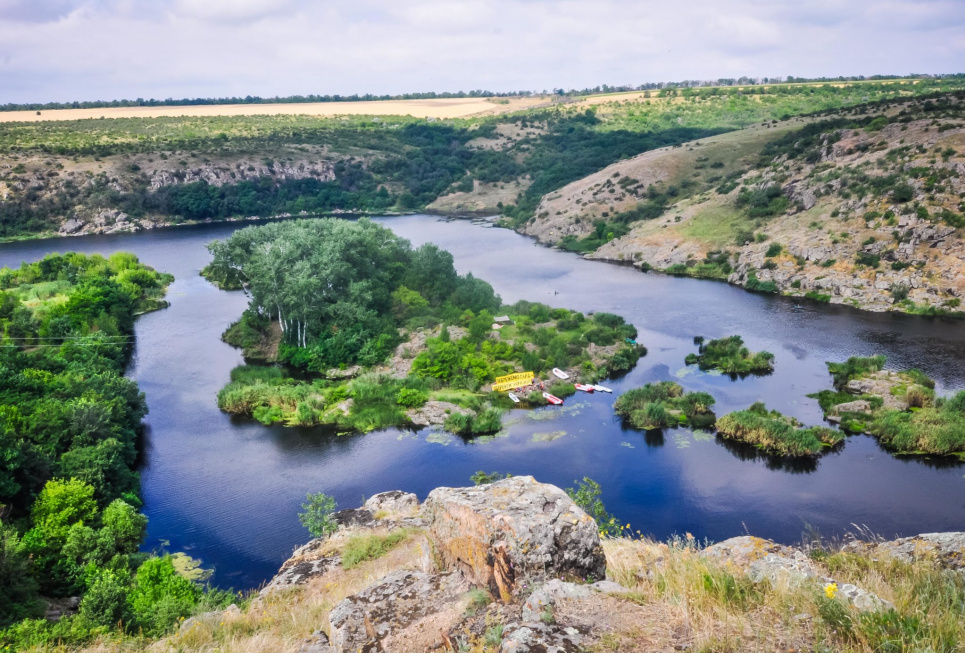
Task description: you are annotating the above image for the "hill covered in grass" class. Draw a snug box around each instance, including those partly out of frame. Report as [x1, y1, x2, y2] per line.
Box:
[522, 89, 965, 316]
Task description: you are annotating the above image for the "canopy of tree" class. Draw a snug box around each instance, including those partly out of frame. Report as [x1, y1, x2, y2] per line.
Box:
[204, 218, 500, 371]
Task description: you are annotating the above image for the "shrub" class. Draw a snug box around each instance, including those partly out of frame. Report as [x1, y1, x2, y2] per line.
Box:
[298, 492, 338, 538]
[79, 570, 130, 629]
[396, 388, 428, 408]
[765, 243, 782, 258]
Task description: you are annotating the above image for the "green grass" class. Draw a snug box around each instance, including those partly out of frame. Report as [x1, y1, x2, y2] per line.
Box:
[341, 530, 410, 569]
[614, 381, 716, 430]
[679, 204, 755, 247]
[716, 401, 844, 456]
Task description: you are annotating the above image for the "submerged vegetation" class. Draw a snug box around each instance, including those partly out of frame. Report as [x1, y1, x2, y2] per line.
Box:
[207, 219, 643, 434]
[0, 254, 237, 649]
[613, 382, 716, 430]
[716, 401, 844, 456]
[685, 335, 774, 375]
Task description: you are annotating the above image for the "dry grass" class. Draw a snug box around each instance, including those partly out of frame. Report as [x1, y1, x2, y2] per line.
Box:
[599, 536, 965, 652]
[46, 532, 965, 653]
[0, 97, 545, 124]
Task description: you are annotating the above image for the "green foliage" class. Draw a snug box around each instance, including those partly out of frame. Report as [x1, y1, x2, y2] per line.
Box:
[614, 382, 716, 430]
[127, 557, 202, 637]
[396, 388, 428, 408]
[341, 530, 408, 569]
[735, 185, 790, 218]
[826, 356, 887, 389]
[686, 335, 774, 375]
[298, 492, 338, 538]
[764, 243, 783, 258]
[716, 402, 844, 456]
[0, 525, 42, 628]
[744, 271, 778, 294]
[566, 477, 621, 538]
[470, 471, 511, 485]
[444, 405, 505, 436]
[206, 219, 500, 371]
[79, 569, 130, 628]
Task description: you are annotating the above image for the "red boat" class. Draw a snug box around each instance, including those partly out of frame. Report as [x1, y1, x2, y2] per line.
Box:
[542, 392, 563, 405]
[574, 383, 595, 393]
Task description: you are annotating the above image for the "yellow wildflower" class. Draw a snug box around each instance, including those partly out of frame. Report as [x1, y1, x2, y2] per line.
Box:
[825, 582, 838, 599]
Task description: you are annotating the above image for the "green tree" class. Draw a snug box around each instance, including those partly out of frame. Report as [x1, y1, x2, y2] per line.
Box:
[299, 492, 338, 538]
[79, 569, 130, 628]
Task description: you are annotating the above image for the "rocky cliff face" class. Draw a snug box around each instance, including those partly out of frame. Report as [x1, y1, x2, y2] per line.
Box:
[0, 148, 338, 238]
[233, 477, 965, 653]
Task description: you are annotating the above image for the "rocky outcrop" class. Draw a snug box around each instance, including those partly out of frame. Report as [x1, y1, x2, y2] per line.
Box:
[258, 480, 965, 652]
[328, 570, 470, 653]
[148, 161, 334, 191]
[406, 400, 474, 427]
[702, 536, 892, 612]
[423, 476, 606, 600]
[843, 532, 965, 570]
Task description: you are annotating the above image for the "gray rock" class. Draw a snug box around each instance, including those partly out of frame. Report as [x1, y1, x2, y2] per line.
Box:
[747, 553, 817, 587]
[364, 490, 420, 519]
[423, 476, 606, 601]
[521, 580, 591, 622]
[299, 629, 334, 653]
[501, 622, 583, 653]
[406, 400, 474, 427]
[59, 218, 85, 234]
[843, 532, 965, 570]
[836, 583, 893, 612]
[328, 570, 468, 653]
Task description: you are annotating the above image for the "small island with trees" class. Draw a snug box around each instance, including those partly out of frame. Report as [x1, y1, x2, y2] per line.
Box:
[685, 335, 774, 376]
[204, 218, 644, 435]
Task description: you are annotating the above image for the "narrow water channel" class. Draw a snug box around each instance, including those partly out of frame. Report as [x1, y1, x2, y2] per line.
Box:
[2, 215, 963, 590]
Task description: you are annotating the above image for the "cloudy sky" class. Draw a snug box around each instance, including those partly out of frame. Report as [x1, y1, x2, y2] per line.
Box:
[1, 0, 963, 104]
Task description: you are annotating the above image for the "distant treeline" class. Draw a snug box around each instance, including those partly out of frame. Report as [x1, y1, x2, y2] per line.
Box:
[5, 73, 964, 113]
[0, 90, 535, 112]
[558, 73, 965, 96]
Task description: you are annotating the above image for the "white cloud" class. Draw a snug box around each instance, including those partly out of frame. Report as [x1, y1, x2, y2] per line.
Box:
[0, 0, 962, 104]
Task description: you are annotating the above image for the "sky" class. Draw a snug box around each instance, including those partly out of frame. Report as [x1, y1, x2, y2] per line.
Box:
[0, 0, 963, 104]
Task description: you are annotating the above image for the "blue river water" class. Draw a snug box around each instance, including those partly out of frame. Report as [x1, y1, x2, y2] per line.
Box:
[2, 215, 964, 590]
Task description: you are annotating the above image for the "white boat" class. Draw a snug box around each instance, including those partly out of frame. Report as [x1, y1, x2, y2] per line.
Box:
[542, 392, 563, 405]
[592, 384, 613, 393]
[507, 392, 520, 404]
[574, 383, 595, 393]
[551, 368, 570, 380]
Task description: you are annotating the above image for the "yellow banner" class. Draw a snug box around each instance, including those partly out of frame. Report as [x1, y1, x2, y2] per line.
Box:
[494, 371, 535, 385]
[493, 378, 534, 392]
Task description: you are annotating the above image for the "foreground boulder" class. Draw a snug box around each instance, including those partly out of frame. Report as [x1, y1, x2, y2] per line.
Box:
[328, 571, 469, 652]
[423, 476, 606, 600]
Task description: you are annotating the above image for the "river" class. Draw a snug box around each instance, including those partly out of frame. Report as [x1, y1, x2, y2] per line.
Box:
[2, 215, 964, 590]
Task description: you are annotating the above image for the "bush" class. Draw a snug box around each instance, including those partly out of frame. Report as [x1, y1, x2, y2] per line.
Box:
[396, 388, 428, 408]
[79, 570, 130, 629]
[765, 243, 782, 258]
[298, 492, 338, 538]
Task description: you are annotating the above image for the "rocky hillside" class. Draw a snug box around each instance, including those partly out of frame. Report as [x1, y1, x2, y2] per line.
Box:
[83, 476, 965, 653]
[0, 146, 348, 237]
[521, 92, 965, 315]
